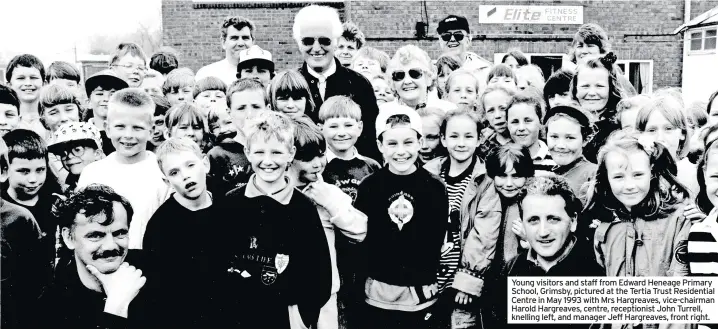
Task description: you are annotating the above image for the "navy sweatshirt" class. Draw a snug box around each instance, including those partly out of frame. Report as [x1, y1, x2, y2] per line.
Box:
[354, 166, 448, 286]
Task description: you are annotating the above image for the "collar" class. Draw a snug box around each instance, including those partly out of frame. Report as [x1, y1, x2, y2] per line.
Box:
[554, 156, 588, 175]
[534, 140, 550, 160]
[527, 235, 577, 271]
[306, 59, 337, 80]
[244, 174, 294, 205]
[326, 147, 361, 162]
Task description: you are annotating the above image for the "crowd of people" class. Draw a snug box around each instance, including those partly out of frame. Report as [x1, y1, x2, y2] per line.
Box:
[2, 4, 718, 329]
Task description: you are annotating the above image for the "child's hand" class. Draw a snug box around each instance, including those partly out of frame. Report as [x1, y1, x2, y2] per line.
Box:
[512, 218, 526, 241]
[455, 291, 473, 305]
[303, 182, 342, 216]
[684, 203, 706, 223]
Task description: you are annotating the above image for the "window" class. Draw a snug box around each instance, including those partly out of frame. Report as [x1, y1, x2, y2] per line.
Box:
[616, 60, 653, 94]
[688, 27, 717, 54]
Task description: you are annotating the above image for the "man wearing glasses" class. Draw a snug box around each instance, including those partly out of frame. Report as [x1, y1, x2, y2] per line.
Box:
[295, 5, 381, 161]
[110, 43, 149, 89]
[437, 15, 493, 89]
[196, 16, 256, 86]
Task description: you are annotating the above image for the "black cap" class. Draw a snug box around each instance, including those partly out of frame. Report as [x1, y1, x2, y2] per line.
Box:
[84, 69, 129, 96]
[437, 15, 470, 34]
[543, 105, 591, 128]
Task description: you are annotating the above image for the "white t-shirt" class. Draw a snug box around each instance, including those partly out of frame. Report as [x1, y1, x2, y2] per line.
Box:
[195, 59, 237, 86]
[77, 151, 170, 249]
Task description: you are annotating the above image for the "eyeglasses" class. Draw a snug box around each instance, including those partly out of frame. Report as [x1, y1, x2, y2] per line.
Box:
[391, 69, 424, 82]
[301, 37, 332, 47]
[59, 145, 88, 159]
[440, 32, 465, 42]
[112, 63, 148, 73]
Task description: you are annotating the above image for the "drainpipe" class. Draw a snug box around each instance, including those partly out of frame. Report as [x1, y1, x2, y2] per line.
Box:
[685, 0, 691, 24]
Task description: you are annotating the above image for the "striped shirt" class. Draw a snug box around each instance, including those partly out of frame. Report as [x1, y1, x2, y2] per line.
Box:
[533, 140, 557, 175]
[688, 209, 718, 275]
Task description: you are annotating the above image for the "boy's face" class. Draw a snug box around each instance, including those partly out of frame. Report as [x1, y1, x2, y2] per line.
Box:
[0, 104, 20, 136]
[89, 87, 116, 120]
[63, 202, 129, 274]
[322, 117, 363, 154]
[8, 157, 47, 200]
[336, 37, 359, 67]
[50, 78, 79, 91]
[294, 154, 327, 185]
[487, 76, 517, 93]
[377, 125, 421, 175]
[371, 78, 394, 104]
[352, 56, 382, 79]
[229, 90, 268, 133]
[195, 90, 227, 110]
[169, 117, 204, 146]
[9, 66, 43, 103]
[43, 103, 80, 132]
[166, 86, 194, 107]
[141, 77, 164, 98]
[209, 109, 236, 140]
[113, 54, 146, 88]
[239, 66, 272, 87]
[151, 114, 167, 144]
[57, 143, 101, 175]
[246, 136, 295, 185]
[106, 105, 151, 159]
[160, 150, 210, 201]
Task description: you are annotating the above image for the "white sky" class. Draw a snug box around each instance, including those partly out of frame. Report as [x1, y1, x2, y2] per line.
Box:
[0, 0, 162, 64]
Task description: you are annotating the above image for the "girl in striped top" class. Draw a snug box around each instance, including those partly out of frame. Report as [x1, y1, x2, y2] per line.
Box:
[690, 125, 718, 275]
[506, 91, 557, 174]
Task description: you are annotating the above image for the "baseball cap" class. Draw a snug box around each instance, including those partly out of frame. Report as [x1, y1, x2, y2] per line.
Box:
[543, 105, 591, 127]
[48, 122, 103, 155]
[376, 103, 423, 138]
[437, 15, 470, 34]
[85, 69, 128, 97]
[236, 45, 275, 74]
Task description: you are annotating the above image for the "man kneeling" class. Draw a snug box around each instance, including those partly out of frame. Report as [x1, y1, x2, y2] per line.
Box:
[38, 184, 147, 328]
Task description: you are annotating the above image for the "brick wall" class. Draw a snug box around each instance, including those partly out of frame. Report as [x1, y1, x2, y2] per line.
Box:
[162, 0, 718, 89]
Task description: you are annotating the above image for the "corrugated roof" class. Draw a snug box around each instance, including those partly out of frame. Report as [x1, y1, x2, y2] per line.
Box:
[674, 5, 718, 34]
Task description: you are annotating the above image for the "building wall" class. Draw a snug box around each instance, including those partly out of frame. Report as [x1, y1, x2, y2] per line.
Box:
[162, 0, 718, 90]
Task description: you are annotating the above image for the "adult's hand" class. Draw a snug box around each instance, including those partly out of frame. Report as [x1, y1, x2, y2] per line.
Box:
[87, 262, 146, 318]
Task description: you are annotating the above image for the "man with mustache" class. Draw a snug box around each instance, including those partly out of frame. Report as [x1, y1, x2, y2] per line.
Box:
[196, 16, 256, 86]
[36, 184, 148, 328]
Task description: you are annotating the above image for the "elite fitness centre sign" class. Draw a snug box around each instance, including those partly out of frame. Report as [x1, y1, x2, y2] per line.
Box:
[479, 5, 584, 25]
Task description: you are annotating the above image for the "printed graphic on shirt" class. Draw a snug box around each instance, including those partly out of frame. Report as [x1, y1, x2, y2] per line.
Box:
[262, 266, 278, 285]
[275, 253, 289, 274]
[249, 236, 258, 249]
[329, 178, 361, 202]
[227, 251, 287, 286]
[388, 192, 415, 230]
[675, 239, 689, 264]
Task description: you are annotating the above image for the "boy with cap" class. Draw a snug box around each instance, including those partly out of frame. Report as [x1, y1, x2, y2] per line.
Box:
[236, 45, 275, 87]
[84, 69, 129, 156]
[47, 122, 104, 192]
[354, 103, 448, 328]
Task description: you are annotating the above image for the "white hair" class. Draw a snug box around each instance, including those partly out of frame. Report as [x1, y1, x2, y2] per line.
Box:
[292, 5, 343, 46]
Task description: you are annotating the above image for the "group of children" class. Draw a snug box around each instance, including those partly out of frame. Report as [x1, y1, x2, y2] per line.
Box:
[3, 10, 718, 329]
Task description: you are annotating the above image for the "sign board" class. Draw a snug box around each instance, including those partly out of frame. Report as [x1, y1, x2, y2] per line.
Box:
[479, 5, 583, 25]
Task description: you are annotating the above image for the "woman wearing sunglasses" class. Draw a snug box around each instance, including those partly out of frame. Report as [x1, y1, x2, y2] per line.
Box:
[382, 45, 456, 113]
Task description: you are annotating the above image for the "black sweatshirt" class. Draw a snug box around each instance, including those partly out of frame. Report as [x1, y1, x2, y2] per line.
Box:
[206, 139, 252, 197]
[215, 181, 332, 329]
[323, 156, 380, 203]
[354, 166, 448, 286]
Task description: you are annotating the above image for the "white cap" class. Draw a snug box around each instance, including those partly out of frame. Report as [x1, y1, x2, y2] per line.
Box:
[375, 102, 423, 138]
[238, 45, 274, 69]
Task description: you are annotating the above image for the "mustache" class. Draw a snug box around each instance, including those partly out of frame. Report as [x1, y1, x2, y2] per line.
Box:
[217, 130, 238, 142]
[92, 248, 125, 260]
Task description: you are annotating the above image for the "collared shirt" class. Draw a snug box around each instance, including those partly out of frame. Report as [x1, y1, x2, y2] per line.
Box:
[306, 61, 337, 101]
[527, 236, 577, 272]
[326, 147, 361, 163]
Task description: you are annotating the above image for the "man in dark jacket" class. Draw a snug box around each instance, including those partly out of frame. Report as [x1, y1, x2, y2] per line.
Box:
[36, 184, 148, 329]
[293, 5, 381, 162]
[494, 175, 603, 329]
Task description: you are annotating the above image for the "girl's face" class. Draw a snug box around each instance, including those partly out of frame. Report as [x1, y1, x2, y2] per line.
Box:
[276, 95, 307, 118]
[446, 74, 479, 107]
[170, 117, 204, 146]
[547, 117, 584, 166]
[391, 60, 431, 105]
[503, 56, 519, 70]
[483, 90, 511, 134]
[371, 78, 394, 104]
[43, 104, 80, 132]
[419, 118, 441, 163]
[548, 91, 575, 109]
[352, 57, 382, 80]
[576, 68, 609, 115]
[709, 101, 718, 127]
[703, 149, 718, 208]
[209, 110, 236, 139]
[441, 116, 479, 163]
[195, 90, 227, 109]
[494, 165, 527, 199]
[488, 75, 517, 93]
[573, 40, 602, 66]
[620, 107, 640, 130]
[605, 150, 651, 211]
[508, 103, 541, 148]
[642, 111, 684, 158]
[437, 65, 454, 97]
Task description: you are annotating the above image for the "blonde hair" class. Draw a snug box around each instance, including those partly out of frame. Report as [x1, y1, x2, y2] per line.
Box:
[445, 69, 480, 95]
[165, 103, 209, 135]
[107, 88, 154, 124]
[155, 137, 203, 174]
[635, 95, 691, 159]
[417, 106, 445, 129]
[516, 65, 545, 91]
[292, 5, 342, 45]
[318, 95, 362, 122]
[387, 45, 435, 90]
[244, 110, 295, 151]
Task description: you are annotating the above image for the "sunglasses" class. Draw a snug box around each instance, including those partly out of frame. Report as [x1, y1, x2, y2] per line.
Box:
[301, 37, 332, 47]
[441, 32, 465, 42]
[391, 69, 424, 82]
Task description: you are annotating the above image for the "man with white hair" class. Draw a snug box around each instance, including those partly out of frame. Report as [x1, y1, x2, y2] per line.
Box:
[196, 16, 256, 86]
[294, 5, 381, 161]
